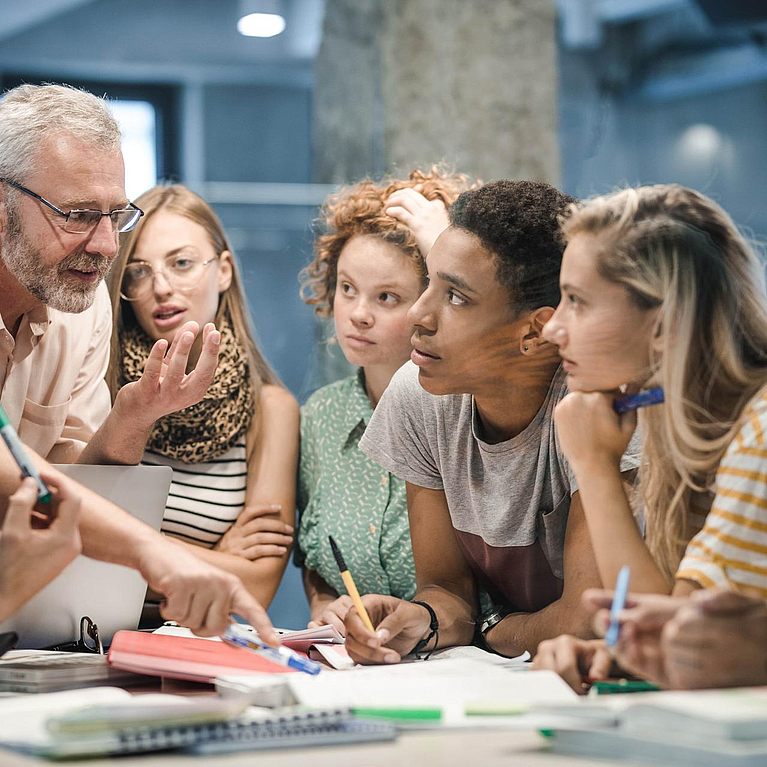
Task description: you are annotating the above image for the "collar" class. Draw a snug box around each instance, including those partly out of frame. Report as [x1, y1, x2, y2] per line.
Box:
[26, 301, 50, 341]
[0, 299, 50, 346]
[340, 368, 375, 451]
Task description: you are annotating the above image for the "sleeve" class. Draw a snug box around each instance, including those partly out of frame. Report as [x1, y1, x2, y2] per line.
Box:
[676, 410, 767, 596]
[46, 285, 112, 463]
[358, 362, 444, 490]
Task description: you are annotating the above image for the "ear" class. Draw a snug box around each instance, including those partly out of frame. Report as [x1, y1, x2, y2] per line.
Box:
[520, 306, 555, 355]
[217, 250, 233, 294]
[650, 311, 664, 355]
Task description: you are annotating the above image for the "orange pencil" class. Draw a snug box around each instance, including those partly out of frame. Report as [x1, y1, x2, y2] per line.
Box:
[328, 535, 375, 633]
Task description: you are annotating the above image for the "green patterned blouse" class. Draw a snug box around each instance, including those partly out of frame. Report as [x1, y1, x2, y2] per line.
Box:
[295, 370, 416, 601]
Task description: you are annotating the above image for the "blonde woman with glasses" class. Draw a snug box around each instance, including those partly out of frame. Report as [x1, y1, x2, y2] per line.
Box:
[107, 184, 298, 613]
[532, 184, 767, 692]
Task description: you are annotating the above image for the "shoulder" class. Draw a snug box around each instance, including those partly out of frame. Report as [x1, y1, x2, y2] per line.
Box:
[726, 386, 767, 455]
[302, 374, 359, 416]
[379, 361, 432, 410]
[260, 383, 299, 419]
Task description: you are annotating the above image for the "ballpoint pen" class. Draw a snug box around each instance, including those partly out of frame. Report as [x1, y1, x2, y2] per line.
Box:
[605, 565, 631, 648]
[221, 623, 321, 675]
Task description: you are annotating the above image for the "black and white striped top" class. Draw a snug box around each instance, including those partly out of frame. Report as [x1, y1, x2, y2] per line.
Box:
[142, 441, 248, 548]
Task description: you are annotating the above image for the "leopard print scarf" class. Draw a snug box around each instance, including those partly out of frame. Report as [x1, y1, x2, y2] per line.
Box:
[119, 313, 254, 464]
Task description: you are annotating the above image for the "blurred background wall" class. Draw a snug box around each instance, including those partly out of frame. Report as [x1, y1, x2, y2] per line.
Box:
[2, 0, 767, 627]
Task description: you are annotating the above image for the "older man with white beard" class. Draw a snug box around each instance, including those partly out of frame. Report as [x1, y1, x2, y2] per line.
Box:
[0, 83, 278, 641]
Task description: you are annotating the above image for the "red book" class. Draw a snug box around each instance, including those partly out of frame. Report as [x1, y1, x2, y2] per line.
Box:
[107, 631, 296, 683]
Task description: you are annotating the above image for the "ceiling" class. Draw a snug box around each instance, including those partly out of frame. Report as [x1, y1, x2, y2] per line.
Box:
[0, 0, 325, 86]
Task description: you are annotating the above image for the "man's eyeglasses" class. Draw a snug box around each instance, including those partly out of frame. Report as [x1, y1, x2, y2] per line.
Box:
[0, 178, 143, 235]
[45, 616, 103, 654]
[120, 254, 218, 301]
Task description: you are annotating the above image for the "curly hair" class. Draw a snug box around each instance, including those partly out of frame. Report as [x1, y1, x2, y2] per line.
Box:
[449, 180, 576, 313]
[300, 166, 476, 317]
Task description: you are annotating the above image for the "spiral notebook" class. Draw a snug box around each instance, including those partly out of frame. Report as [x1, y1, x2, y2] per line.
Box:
[0, 687, 397, 759]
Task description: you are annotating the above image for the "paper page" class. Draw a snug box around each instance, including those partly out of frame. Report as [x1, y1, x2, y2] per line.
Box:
[152, 624, 344, 651]
[423, 645, 531, 667]
[287, 658, 575, 712]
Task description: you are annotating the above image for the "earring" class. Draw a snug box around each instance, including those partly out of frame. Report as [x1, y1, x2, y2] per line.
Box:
[523, 345, 529, 352]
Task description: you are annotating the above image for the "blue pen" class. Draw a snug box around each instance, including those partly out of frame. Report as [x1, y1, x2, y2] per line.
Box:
[613, 387, 664, 414]
[221, 624, 321, 675]
[605, 565, 631, 648]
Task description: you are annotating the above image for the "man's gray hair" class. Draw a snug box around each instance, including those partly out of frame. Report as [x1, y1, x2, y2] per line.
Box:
[0, 83, 122, 182]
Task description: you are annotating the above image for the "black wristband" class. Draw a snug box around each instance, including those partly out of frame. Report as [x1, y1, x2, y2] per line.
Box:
[410, 600, 439, 660]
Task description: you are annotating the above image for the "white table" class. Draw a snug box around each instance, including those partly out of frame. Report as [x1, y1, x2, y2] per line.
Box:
[0, 728, 625, 766]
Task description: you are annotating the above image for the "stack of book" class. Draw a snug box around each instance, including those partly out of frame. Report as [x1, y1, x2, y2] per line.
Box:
[542, 687, 767, 766]
[0, 651, 153, 693]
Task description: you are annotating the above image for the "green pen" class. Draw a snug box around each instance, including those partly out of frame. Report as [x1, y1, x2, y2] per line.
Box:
[352, 707, 442, 721]
[592, 680, 660, 695]
[0, 403, 51, 503]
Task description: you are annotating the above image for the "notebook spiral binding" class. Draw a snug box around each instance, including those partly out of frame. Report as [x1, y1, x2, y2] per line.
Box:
[111, 708, 396, 756]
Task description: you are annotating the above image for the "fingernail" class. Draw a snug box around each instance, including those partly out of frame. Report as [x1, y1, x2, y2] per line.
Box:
[384, 653, 398, 663]
[376, 629, 390, 642]
[212, 332, 221, 345]
[270, 504, 281, 509]
[367, 638, 380, 648]
[278, 547, 287, 553]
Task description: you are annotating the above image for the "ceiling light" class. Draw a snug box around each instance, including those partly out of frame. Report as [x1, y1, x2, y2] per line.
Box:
[238, 0, 285, 38]
[238, 13, 285, 37]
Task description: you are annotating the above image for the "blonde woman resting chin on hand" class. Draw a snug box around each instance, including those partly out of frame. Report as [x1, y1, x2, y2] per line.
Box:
[107, 185, 298, 612]
[533, 184, 767, 691]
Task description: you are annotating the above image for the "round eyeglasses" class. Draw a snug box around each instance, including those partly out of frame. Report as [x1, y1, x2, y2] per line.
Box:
[0, 178, 143, 234]
[120, 253, 218, 301]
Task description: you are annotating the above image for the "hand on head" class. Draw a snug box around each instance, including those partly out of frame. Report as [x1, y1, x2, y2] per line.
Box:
[118, 320, 221, 424]
[343, 595, 433, 665]
[0, 471, 82, 621]
[385, 187, 450, 257]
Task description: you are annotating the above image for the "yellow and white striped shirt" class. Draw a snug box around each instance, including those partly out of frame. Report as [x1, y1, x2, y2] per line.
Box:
[677, 392, 767, 597]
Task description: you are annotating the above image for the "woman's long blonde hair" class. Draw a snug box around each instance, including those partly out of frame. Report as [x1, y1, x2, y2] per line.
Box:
[561, 184, 767, 581]
[106, 184, 280, 402]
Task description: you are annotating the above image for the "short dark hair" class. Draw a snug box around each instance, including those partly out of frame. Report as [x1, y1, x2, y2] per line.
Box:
[449, 180, 576, 313]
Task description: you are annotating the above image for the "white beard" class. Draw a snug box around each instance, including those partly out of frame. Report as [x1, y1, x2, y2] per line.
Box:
[2, 206, 110, 314]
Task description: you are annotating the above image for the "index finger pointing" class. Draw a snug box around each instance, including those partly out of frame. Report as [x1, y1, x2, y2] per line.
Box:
[230, 589, 279, 646]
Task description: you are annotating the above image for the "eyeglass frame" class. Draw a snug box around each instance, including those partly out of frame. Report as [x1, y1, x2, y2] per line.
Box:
[44, 616, 104, 654]
[119, 254, 219, 301]
[0, 178, 143, 234]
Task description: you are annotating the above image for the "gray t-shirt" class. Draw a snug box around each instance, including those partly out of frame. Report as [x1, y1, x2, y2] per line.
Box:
[359, 361, 641, 612]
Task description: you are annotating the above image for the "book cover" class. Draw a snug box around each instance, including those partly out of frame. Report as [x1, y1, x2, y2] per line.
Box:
[107, 631, 296, 683]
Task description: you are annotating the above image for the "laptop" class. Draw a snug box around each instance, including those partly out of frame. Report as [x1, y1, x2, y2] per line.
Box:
[0, 464, 172, 649]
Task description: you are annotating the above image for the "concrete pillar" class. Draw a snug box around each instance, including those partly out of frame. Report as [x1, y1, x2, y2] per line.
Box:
[313, 0, 560, 186]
